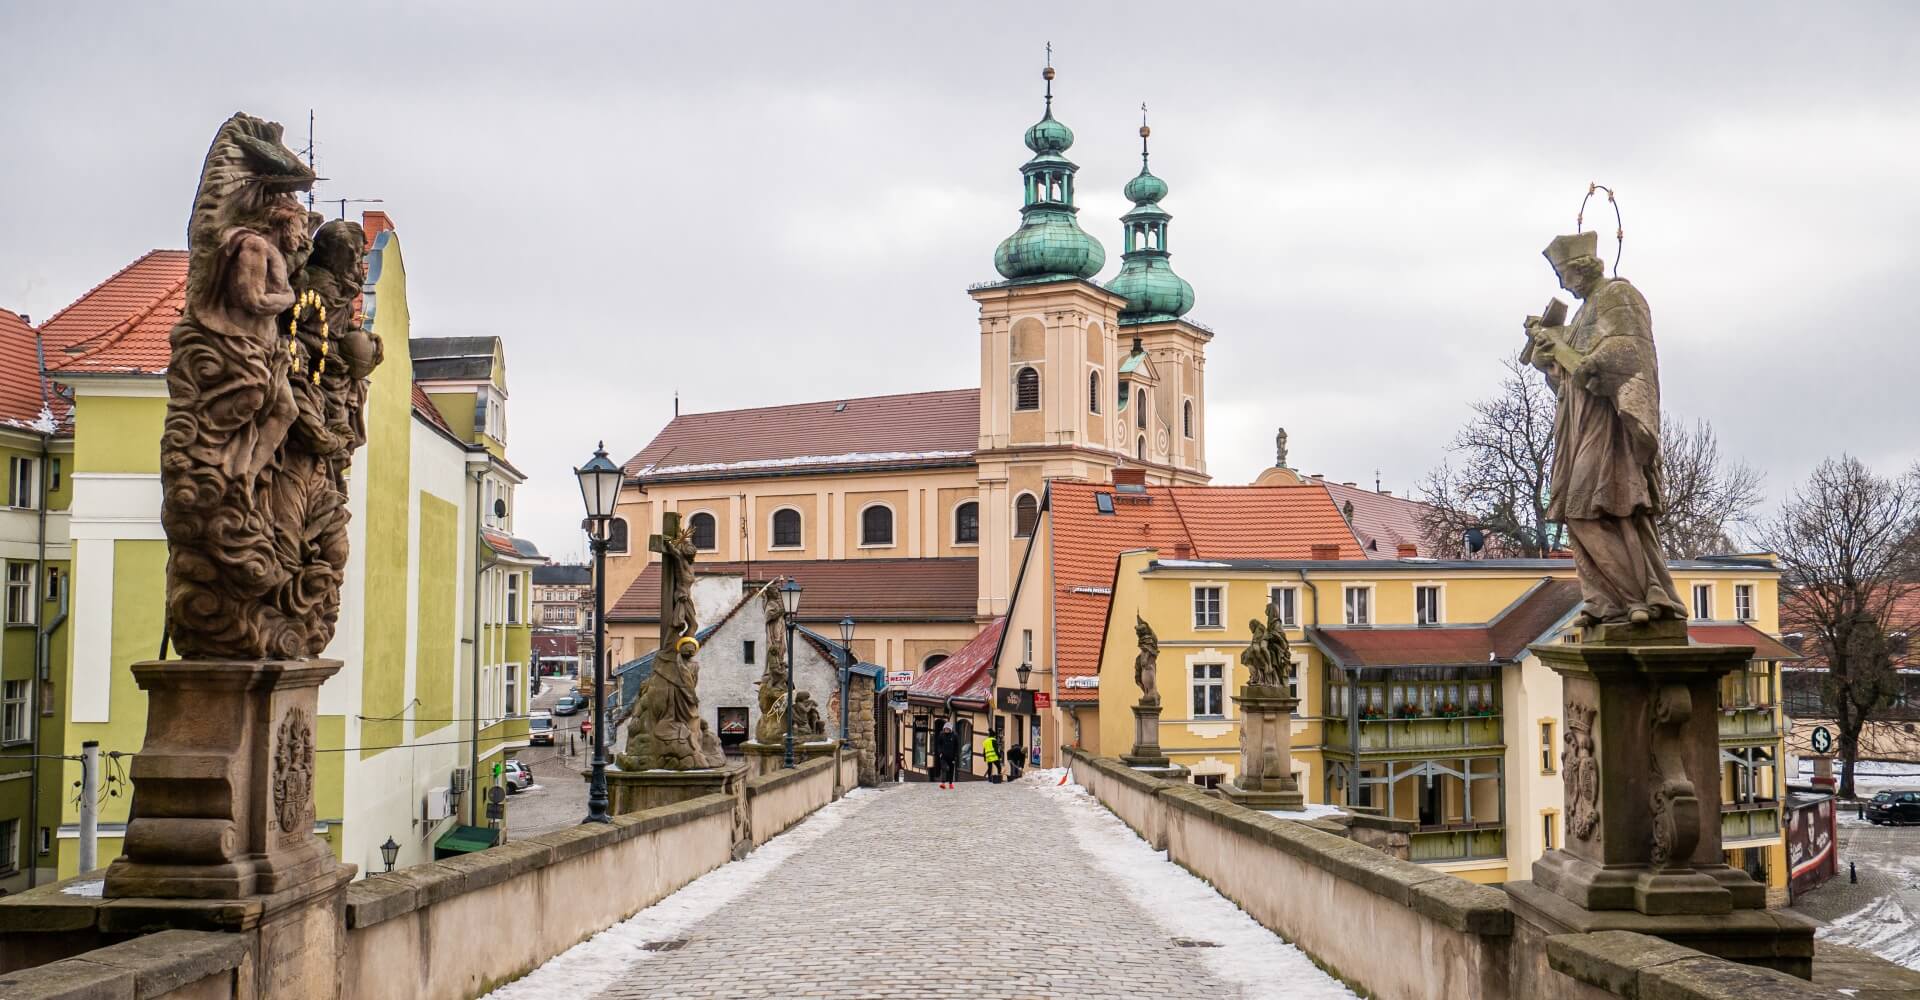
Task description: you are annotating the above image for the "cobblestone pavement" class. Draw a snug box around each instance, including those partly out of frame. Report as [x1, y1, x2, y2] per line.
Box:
[574, 778, 1347, 1000]
[1791, 813, 1920, 969]
[508, 677, 622, 839]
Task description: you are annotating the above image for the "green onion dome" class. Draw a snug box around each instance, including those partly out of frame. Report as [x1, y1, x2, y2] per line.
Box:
[993, 66, 1105, 283]
[1025, 112, 1074, 155]
[1122, 167, 1167, 205]
[1109, 122, 1194, 322]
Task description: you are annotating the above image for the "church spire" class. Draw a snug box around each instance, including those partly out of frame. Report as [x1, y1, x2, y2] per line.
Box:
[992, 48, 1105, 283]
[1106, 104, 1194, 323]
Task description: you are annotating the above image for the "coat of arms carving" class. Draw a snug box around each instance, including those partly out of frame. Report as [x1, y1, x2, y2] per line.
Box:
[273, 708, 316, 837]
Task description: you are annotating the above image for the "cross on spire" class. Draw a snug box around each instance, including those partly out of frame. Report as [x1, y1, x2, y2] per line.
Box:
[1042, 42, 1055, 112]
[1139, 102, 1151, 165]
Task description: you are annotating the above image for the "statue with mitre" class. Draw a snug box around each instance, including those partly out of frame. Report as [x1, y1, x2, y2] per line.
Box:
[1523, 231, 1686, 629]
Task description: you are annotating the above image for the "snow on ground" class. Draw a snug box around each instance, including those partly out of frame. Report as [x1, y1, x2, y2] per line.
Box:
[1035, 777, 1358, 999]
[1819, 893, 1920, 971]
[481, 788, 880, 999]
[1798, 759, 1920, 796]
[1265, 803, 1348, 822]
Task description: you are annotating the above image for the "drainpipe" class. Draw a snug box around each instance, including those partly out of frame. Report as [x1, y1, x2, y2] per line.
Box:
[1297, 568, 1357, 807]
[26, 328, 51, 887]
[468, 466, 487, 826]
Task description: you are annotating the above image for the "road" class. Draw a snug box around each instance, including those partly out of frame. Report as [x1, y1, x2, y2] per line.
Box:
[1790, 811, 1920, 971]
[507, 674, 627, 840]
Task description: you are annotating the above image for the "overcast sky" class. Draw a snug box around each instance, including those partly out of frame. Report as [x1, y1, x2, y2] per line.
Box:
[4, 2, 1915, 562]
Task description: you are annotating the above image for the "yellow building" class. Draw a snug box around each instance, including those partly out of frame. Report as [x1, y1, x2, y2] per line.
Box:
[599, 67, 1216, 766]
[1096, 550, 1795, 892]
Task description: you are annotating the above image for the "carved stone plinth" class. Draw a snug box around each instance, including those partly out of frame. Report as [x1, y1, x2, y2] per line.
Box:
[738, 738, 839, 778]
[603, 760, 751, 859]
[1221, 684, 1303, 810]
[1508, 620, 1816, 977]
[1120, 703, 1172, 769]
[106, 660, 349, 901]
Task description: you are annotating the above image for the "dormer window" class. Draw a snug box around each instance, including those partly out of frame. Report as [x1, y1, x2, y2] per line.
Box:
[473, 386, 508, 444]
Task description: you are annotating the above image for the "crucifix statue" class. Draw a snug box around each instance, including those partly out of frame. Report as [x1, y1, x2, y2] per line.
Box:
[621, 512, 724, 769]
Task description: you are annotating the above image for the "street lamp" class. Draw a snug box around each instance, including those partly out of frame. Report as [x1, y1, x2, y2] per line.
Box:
[574, 442, 623, 824]
[379, 836, 399, 874]
[838, 615, 856, 742]
[1016, 661, 1032, 689]
[780, 580, 803, 768]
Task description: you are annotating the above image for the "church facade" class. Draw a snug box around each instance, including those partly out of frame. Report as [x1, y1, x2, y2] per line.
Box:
[602, 67, 1214, 685]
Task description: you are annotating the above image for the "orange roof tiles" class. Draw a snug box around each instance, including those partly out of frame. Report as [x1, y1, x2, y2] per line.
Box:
[907, 617, 1003, 708]
[1309, 579, 1581, 668]
[0, 309, 67, 434]
[623, 388, 979, 481]
[1048, 480, 1366, 701]
[1688, 623, 1803, 662]
[608, 558, 977, 624]
[41, 250, 188, 376]
[1314, 477, 1438, 559]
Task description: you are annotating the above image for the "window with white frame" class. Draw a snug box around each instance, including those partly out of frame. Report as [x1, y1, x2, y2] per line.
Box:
[1416, 585, 1442, 626]
[504, 664, 519, 716]
[1541, 810, 1559, 851]
[1540, 720, 1556, 774]
[1734, 584, 1755, 622]
[1013, 494, 1038, 538]
[44, 566, 61, 604]
[1022, 629, 1034, 663]
[5, 563, 31, 625]
[1267, 586, 1298, 628]
[506, 572, 522, 624]
[771, 508, 803, 548]
[1343, 585, 1372, 626]
[2, 679, 27, 743]
[1193, 586, 1223, 629]
[7, 457, 34, 509]
[1692, 583, 1713, 621]
[688, 511, 718, 551]
[1191, 661, 1225, 718]
[954, 501, 979, 545]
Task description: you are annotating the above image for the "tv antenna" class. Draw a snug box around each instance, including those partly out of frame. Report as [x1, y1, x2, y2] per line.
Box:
[320, 198, 384, 221]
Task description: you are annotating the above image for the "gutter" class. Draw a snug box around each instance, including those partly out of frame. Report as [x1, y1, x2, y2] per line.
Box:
[26, 329, 57, 888]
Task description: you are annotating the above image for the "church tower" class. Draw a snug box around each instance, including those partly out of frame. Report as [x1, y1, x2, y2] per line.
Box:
[971, 65, 1210, 617]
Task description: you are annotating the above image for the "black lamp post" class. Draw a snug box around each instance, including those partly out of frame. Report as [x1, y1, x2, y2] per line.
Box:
[574, 442, 623, 824]
[837, 616, 856, 742]
[379, 836, 399, 874]
[780, 580, 803, 767]
[1016, 661, 1032, 770]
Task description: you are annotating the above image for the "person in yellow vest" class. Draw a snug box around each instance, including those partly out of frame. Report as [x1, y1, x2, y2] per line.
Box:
[983, 731, 1003, 783]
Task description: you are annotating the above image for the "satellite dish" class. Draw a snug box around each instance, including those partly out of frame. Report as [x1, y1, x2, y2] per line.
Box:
[1464, 528, 1486, 554]
[493, 498, 508, 518]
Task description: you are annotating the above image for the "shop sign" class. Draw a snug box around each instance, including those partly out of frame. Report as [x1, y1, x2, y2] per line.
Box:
[1034, 692, 1052, 709]
[996, 687, 1037, 715]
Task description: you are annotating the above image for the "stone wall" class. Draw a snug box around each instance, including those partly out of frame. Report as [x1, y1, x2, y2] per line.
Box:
[0, 929, 251, 999]
[847, 673, 878, 784]
[744, 754, 840, 849]
[1064, 749, 1920, 1000]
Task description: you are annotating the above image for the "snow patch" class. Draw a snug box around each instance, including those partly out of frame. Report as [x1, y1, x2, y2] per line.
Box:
[1035, 778, 1357, 998]
[481, 788, 880, 998]
[1265, 803, 1349, 822]
[1819, 892, 1920, 971]
[60, 879, 103, 898]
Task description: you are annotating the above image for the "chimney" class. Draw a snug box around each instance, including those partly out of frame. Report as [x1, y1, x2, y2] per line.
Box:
[1379, 489, 1393, 497]
[1111, 468, 1147, 487]
[1343, 482, 1357, 488]
[360, 210, 396, 249]
[1309, 473, 1324, 480]
[1173, 542, 1193, 560]
[1131, 336, 1144, 355]
[1396, 543, 1419, 558]
[1310, 543, 1339, 561]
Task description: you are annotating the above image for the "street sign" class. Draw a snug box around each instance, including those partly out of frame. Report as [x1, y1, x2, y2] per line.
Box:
[887, 670, 913, 688]
[1810, 725, 1834, 755]
[1033, 692, 1051, 710]
[487, 785, 506, 805]
[486, 801, 504, 820]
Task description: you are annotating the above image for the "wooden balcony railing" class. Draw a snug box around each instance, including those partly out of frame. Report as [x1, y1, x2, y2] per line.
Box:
[1721, 800, 1781, 841]
[1324, 714, 1504, 754]
[1716, 706, 1778, 740]
[1410, 823, 1506, 863]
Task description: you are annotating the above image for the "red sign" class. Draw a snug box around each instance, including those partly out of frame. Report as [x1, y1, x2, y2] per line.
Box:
[1033, 692, 1051, 709]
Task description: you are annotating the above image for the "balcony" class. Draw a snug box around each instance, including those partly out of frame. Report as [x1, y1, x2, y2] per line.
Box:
[1717, 706, 1777, 740]
[1721, 800, 1781, 842]
[1324, 714, 1504, 754]
[1410, 823, 1506, 863]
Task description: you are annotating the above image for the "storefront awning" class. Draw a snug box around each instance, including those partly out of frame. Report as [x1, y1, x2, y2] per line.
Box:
[433, 825, 499, 858]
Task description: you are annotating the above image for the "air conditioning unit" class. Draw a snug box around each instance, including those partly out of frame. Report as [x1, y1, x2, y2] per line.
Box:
[424, 786, 452, 821]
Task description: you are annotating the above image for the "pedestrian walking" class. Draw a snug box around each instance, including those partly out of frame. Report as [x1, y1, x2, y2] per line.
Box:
[1008, 741, 1025, 780]
[983, 731, 1003, 783]
[933, 719, 959, 789]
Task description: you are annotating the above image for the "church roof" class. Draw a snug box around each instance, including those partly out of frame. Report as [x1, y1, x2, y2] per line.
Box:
[607, 557, 978, 624]
[623, 388, 978, 482]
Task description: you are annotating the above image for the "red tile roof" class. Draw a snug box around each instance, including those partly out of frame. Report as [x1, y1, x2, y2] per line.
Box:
[907, 617, 1003, 708]
[0, 309, 67, 434]
[41, 250, 187, 376]
[1779, 587, 1920, 671]
[623, 388, 979, 481]
[1308, 579, 1582, 668]
[1314, 477, 1438, 559]
[1049, 480, 1367, 702]
[607, 557, 978, 624]
[412, 382, 458, 438]
[1688, 623, 1804, 662]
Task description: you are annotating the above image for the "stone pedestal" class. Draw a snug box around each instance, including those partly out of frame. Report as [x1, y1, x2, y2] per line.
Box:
[1509, 620, 1814, 977]
[737, 738, 840, 778]
[101, 659, 356, 1000]
[603, 760, 752, 859]
[1120, 702, 1172, 768]
[106, 660, 349, 901]
[1221, 684, 1304, 810]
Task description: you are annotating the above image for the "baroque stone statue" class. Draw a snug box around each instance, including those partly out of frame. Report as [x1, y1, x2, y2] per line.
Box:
[162, 113, 382, 659]
[623, 517, 724, 769]
[1240, 614, 1284, 690]
[1133, 614, 1159, 706]
[1274, 426, 1288, 468]
[1523, 232, 1685, 629]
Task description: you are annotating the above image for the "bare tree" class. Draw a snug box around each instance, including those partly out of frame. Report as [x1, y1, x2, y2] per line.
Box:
[1758, 456, 1920, 798]
[1418, 357, 1560, 557]
[1657, 417, 1766, 557]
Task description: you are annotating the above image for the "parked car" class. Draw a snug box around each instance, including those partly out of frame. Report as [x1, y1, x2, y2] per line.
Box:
[503, 759, 533, 794]
[528, 712, 554, 746]
[1865, 787, 1920, 825]
[552, 694, 583, 716]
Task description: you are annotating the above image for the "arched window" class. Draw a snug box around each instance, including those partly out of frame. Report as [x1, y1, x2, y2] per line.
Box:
[1014, 366, 1040, 411]
[1136, 387, 1148, 428]
[1088, 371, 1100, 414]
[954, 501, 979, 545]
[923, 653, 949, 670]
[1137, 435, 1147, 461]
[1183, 399, 1194, 438]
[605, 517, 630, 554]
[1014, 493, 1039, 538]
[771, 508, 802, 549]
[860, 504, 894, 547]
[688, 511, 717, 551]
